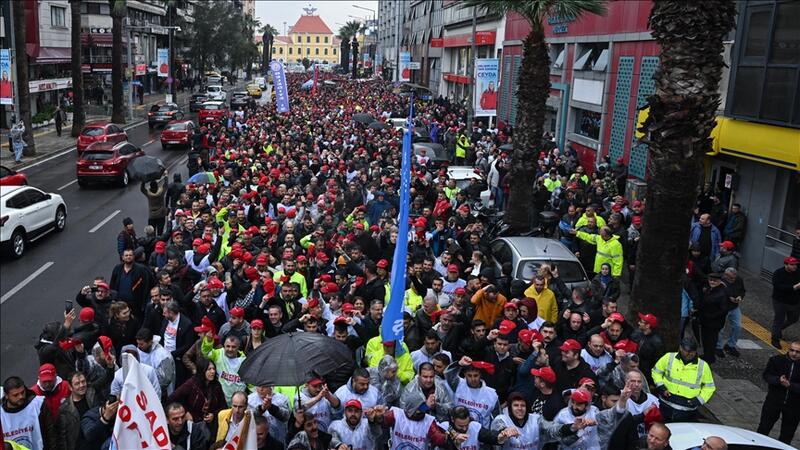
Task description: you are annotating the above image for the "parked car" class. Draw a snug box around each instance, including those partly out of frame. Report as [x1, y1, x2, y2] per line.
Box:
[0, 165, 27, 186]
[189, 94, 209, 112]
[246, 83, 262, 98]
[76, 121, 127, 153]
[205, 85, 226, 101]
[76, 141, 145, 187]
[198, 101, 227, 124]
[230, 91, 253, 110]
[148, 102, 184, 128]
[447, 166, 491, 206]
[1, 185, 67, 258]
[160, 120, 195, 149]
[253, 77, 267, 89]
[205, 71, 224, 86]
[665, 423, 795, 450]
[490, 237, 590, 290]
[413, 142, 448, 171]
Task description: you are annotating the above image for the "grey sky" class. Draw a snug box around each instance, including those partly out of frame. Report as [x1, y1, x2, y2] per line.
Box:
[253, 0, 379, 36]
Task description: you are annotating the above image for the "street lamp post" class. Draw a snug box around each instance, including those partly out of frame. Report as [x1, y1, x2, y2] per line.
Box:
[352, 5, 376, 73]
[125, 22, 181, 121]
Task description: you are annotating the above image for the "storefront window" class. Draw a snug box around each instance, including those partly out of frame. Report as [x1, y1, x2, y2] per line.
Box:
[574, 108, 601, 140]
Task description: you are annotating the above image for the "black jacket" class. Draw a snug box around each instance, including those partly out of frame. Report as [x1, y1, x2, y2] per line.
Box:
[75, 406, 112, 450]
[698, 284, 737, 328]
[159, 312, 197, 359]
[763, 353, 800, 404]
[110, 262, 154, 314]
[772, 267, 800, 305]
[554, 360, 597, 394]
[630, 330, 665, 384]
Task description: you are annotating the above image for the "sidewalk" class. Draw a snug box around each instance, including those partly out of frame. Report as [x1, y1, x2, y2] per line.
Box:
[1, 80, 248, 170]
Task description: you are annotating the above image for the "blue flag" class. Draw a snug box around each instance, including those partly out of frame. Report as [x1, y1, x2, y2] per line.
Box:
[381, 99, 414, 344]
[270, 60, 290, 113]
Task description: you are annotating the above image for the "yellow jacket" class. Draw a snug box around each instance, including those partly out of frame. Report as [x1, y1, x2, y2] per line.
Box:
[652, 352, 716, 407]
[273, 271, 309, 298]
[364, 336, 415, 385]
[575, 213, 607, 229]
[455, 135, 470, 158]
[575, 231, 624, 277]
[523, 285, 559, 324]
[470, 289, 507, 327]
[215, 408, 240, 442]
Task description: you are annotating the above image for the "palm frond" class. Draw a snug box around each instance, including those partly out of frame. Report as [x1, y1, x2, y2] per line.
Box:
[461, 0, 606, 25]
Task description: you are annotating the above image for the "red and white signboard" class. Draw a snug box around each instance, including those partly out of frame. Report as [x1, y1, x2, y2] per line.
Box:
[112, 355, 171, 449]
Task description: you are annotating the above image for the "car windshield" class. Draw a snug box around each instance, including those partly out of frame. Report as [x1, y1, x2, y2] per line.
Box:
[164, 123, 187, 131]
[82, 127, 105, 137]
[518, 260, 586, 283]
[203, 104, 220, 110]
[207, 87, 220, 92]
[82, 151, 115, 161]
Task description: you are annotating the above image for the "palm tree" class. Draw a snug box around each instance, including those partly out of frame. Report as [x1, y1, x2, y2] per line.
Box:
[109, 0, 126, 124]
[630, 0, 736, 348]
[463, 0, 606, 232]
[12, 0, 35, 155]
[260, 24, 279, 67]
[70, 0, 85, 137]
[337, 20, 361, 72]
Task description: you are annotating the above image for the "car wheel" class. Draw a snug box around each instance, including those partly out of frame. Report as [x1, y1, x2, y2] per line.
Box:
[120, 170, 129, 187]
[77, 178, 88, 188]
[10, 229, 25, 258]
[55, 206, 66, 232]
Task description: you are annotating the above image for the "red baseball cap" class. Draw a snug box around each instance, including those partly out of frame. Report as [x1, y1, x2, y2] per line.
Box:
[530, 366, 556, 384]
[518, 329, 534, 345]
[469, 361, 495, 375]
[503, 302, 517, 310]
[38, 363, 56, 382]
[608, 312, 626, 323]
[342, 303, 355, 313]
[498, 320, 516, 335]
[230, 307, 245, 318]
[454, 287, 466, 295]
[578, 377, 596, 387]
[559, 339, 582, 352]
[322, 282, 340, 294]
[345, 399, 362, 409]
[632, 216, 642, 225]
[720, 241, 735, 250]
[785, 256, 799, 265]
[614, 339, 639, 354]
[192, 238, 204, 247]
[155, 241, 167, 254]
[377, 259, 389, 269]
[307, 378, 324, 386]
[251, 319, 264, 329]
[307, 298, 320, 309]
[447, 264, 460, 273]
[207, 278, 224, 290]
[79, 307, 95, 323]
[571, 388, 592, 403]
[638, 312, 658, 328]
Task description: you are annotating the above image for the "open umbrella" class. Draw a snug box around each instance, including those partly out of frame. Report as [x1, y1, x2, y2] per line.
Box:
[499, 143, 514, 152]
[128, 156, 165, 182]
[187, 171, 218, 185]
[239, 332, 355, 387]
[353, 113, 374, 124]
[368, 121, 390, 130]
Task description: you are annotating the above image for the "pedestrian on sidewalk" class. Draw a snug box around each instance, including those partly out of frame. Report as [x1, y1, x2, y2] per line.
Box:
[651, 338, 716, 423]
[770, 256, 800, 349]
[9, 120, 26, 163]
[757, 340, 800, 445]
[54, 105, 65, 137]
[716, 267, 745, 358]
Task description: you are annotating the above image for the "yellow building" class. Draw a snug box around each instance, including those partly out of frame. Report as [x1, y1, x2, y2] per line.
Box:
[264, 13, 342, 65]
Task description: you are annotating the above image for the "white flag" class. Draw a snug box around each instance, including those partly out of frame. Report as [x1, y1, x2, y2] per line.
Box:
[111, 354, 171, 449]
[221, 411, 257, 450]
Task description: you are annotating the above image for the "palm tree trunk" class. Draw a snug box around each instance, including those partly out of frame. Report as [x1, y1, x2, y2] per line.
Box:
[629, 0, 736, 349]
[111, 7, 125, 124]
[12, 0, 35, 155]
[70, 0, 85, 137]
[505, 25, 549, 231]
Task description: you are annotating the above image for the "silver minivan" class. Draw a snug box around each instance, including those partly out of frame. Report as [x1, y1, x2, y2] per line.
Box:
[490, 237, 590, 290]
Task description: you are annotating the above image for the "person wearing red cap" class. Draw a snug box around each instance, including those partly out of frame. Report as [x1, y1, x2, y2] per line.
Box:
[711, 240, 739, 273]
[272, 258, 309, 299]
[553, 339, 597, 394]
[218, 306, 251, 348]
[770, 255, 800, 348]
[587, 311, 632, 351]
[631, 313, 665, 385]
[492, 391, 592, 448]
[2, 375, 58, 449]
[30, 363, 71, 419]
[297, 377, 341, 433]
[326, 397, 379, 450]
[444, 356, 500, 428]
[554, 385, 633, 450]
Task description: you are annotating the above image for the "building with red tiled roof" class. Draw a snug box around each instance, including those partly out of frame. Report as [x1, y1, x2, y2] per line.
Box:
[260, 11, 340, 64]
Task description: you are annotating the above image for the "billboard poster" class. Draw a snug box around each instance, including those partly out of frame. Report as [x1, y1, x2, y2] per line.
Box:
[0, 49, 12, 105]
[375, 53, 382, 74]
[270, 60, 290, 113]
[399, 51, 411, 82]
[474, 58, 499, 117]
[157, 48, 169, 77]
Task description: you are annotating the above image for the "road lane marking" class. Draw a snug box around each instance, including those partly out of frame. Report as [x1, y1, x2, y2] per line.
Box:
[57, 179, 78, 190]
[741, 313, 789, 351]
[167, 156, 188, 171]
[0, 261, 54, 304]
[144, 138, 155, 146]
[89, 209, 121, 233]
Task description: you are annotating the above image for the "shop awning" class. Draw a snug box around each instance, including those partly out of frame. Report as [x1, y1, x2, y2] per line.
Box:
[36, 47, 71, 64]
[636, 108, 800, 171]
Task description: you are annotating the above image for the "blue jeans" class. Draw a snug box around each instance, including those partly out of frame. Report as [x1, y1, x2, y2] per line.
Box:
[717, 307, 741, 349]
[492, 186, 504, 211]
[13, 142, 24, 162]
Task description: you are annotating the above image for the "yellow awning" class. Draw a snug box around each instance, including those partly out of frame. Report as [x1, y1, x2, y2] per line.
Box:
[635, 108, 800, 171]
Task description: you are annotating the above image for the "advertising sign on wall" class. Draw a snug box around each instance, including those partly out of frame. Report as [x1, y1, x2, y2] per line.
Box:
[157, 48, 169, 77]
[0, 49, 12, 105]
[474, 58, 499, 117]
[399, 51, 411, 82]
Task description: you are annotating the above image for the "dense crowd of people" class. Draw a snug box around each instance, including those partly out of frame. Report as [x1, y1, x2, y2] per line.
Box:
[2, 71, 799, 450]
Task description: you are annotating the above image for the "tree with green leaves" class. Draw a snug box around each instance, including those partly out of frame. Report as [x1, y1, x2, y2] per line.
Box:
[260, 23, 279, 67]
[109, 0, 126, 124]
[337, 20, 361, 72]
[70, 0, 85, 137]
[462, 0, 606, 232]
[630, 0, 736, 349]
[301, 58, 311, 72]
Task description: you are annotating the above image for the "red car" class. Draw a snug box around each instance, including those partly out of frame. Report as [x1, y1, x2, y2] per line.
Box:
[160, 120, 195, 149]
[76, 141, 144, 187]
[198, 101, 227, 124]
[0, 165, 27, 186]
[77, 121, 128, 153]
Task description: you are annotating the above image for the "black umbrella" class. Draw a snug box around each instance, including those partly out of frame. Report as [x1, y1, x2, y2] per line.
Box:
[368, 121, 390, 130]
[499, 143, 514, 152]
[239, 332, 355, 387]
[353, 113, 374, 124]
[128, 156, 165, 182]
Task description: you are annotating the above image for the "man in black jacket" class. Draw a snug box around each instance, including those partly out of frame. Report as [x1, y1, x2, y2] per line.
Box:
[159, 300, 197, 386]
[630, 313, 665, 385]
[757, 340, 800, 444]
[771, 256, 800, 349]
[165, 402, 210, 450]
[110, 248, 154, 315]
[553, 339, 596, 394]
[698, 273, 737, 364]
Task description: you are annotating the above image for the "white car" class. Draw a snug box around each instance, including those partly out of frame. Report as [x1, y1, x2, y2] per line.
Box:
[447, 166, 491, 206]
[205, 85, 226, 101]
[253, 77, 267, 89]
[665, 422, 796, 450]
[1, 185, 67, 258]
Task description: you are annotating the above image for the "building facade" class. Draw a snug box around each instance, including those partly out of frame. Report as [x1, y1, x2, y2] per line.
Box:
[269, 13, 340, 65]
[377, 0, 409, 80]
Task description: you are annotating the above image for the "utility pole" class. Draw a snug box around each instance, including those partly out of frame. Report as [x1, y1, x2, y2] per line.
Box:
[126, 26, 134, 121]
[394, 0, 401, 82]
[466, 6, 477, 129]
